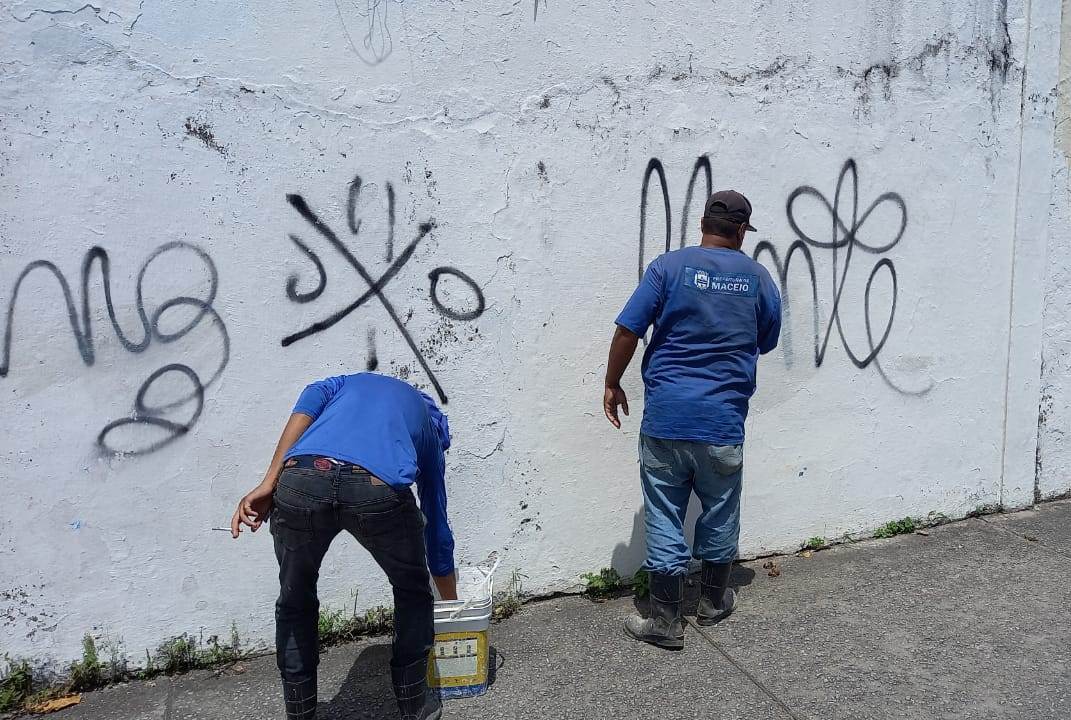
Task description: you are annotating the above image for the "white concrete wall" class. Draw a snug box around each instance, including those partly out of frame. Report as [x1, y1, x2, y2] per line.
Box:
[1039, 0, 1071, 500]
[0, 0, 1063, 667]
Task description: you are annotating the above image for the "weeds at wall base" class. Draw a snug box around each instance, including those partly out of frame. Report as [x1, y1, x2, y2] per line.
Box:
[0, 659, 32, 713]
[492, 569, 527, 622]
[317, 606, 394, 647]
[579, 568, 651, 601]
[580, 568, 624, 600]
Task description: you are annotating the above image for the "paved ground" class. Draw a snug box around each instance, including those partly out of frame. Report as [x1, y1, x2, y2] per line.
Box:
[51, 500, 1071, 720]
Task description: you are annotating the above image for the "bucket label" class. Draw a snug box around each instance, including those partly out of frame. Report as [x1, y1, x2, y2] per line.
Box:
[428, 631, 489, 690]
[433, 638, 479, 678]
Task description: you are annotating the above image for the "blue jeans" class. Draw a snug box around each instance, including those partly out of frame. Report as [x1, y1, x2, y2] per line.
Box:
[639, 433, 744, 575]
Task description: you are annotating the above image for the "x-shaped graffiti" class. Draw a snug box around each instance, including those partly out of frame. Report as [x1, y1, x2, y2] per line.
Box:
[283, 176, 485, 403]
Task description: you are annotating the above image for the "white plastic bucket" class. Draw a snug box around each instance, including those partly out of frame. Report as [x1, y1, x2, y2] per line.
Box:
[427, 559, 498, 698]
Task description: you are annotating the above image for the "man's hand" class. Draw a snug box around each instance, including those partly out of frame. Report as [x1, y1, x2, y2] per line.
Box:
[230, 482, 274, 538]
[433, 572, 459, 601]
[603, 385, 630, 428]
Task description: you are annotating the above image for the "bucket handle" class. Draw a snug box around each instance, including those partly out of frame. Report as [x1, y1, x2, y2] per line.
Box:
[444, 555, 501, 620]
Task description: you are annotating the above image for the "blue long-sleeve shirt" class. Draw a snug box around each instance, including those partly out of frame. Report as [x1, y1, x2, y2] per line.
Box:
[284, 373, 455, 576]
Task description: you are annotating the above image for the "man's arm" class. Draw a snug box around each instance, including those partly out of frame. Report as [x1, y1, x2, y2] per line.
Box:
[229, 376, 342, 539]
[416, 400, 458, 600]
[605, 258, 662, 427]
[758, 276, 783, 355]
[604, 325, 641, 428]
[418, 448, 458, 599]
[230, 412, 314, 537]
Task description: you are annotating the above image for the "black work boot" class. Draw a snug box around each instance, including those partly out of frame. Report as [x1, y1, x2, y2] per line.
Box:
[624, 572, 685, 649]
[696, 561, 737, 626]
[282, 677, 317, 720]
[390, 657, 443, 720]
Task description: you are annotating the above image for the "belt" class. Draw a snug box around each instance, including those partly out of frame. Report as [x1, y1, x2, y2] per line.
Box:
[285, 455, 371, 475]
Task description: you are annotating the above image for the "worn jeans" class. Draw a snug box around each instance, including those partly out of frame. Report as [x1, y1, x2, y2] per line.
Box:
[639, 433, 744, 575]
[270, 462, 435, 690]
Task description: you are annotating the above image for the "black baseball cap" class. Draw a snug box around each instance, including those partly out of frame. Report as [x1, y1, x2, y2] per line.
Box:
[704, 190, 757, 231]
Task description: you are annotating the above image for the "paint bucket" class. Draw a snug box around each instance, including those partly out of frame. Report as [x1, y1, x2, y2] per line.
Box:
[427, 557, 499, 698]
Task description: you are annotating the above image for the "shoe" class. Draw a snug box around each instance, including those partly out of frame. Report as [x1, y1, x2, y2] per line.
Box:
[391, 657, 443, 720]
[282, 677, 317, 720]
[623, 572, 685, 649]
[696, 560, 737, 626]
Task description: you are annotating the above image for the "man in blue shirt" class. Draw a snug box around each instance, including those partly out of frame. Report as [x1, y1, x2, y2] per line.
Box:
[604, 190, 781, 649]
[231, 373, 455, 720]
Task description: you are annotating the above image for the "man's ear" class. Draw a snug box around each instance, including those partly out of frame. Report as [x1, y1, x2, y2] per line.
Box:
[737, 223, 748, 243]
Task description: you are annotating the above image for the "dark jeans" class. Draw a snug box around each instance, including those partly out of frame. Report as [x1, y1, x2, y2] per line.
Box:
[271, 462, 434, 689]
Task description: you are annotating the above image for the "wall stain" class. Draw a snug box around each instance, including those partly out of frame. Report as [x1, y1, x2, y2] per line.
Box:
[183, 118, 227, 156]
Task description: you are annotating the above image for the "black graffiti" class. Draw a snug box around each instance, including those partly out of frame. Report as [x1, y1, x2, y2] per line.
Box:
[366, 327, 379, 372]
[335, 0, 399, 66]
[637, 156, 930, 395]
[97, 364, 204, 455]
[1, 242, 230, 454]
[638, 156, 712, 283]
[283, 174, 487, 404]
[429, 267, 485, 321]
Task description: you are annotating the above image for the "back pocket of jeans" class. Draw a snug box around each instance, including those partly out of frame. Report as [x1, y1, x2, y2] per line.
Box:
[639, 436, 672, 470]
[359, 495, 422, 542]
[270, 497, 314, 550]
[707, 444, 744, 476]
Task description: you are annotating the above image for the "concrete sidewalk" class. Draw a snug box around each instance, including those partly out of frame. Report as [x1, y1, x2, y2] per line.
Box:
[51, 500, 1071, 720]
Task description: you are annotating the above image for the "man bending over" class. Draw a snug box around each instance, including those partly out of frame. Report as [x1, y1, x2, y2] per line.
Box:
[231, 372, 456, 720]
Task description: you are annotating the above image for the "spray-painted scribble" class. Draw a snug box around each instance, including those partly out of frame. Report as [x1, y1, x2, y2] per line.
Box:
[638, 156, 712, 283]
[429, 268, 485, 321]
[637, 156, 930, 395]
[1, 242, 230, 454]
[283, 174, 486, 403]
[335, 0, 402, 66]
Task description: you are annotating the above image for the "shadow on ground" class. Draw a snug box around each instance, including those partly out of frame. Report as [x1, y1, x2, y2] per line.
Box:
[317, 643, 395, 719]
[316, 642, 502, 719]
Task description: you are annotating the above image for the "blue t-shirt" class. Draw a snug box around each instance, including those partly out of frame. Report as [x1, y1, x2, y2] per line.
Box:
[615, 247, 782, 445]
[285, 373, 455, 576]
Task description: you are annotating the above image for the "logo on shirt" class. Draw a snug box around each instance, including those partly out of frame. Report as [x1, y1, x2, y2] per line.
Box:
[683, 267, 758, 298]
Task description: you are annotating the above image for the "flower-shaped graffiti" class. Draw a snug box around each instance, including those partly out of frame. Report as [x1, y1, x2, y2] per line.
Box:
[637, 156, 930, 396]
[753, 158, 931, 396]
[282, 175, 486, 403]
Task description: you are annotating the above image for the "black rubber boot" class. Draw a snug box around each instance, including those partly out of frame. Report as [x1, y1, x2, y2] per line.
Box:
[696, 561, 737, 626]
[282, 677, 317, 720]
[623, 572, 685, 649]
[390, 657, 443, 720]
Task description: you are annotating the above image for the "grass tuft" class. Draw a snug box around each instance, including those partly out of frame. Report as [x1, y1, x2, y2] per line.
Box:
[632, 569, 650, 599]
[580, 568, 623, 599]
[0, 657, 33, 713]
[874, 516, 918, 538]
[493, 569, 526, 621]
[317, 606, 394, 646]
[803, 536, 827, 551]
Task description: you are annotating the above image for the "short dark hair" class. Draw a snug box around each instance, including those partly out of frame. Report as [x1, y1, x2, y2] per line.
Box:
[702, 216, 743, 237]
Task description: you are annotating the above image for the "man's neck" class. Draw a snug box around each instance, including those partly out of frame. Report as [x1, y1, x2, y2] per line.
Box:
[699, 233, 740, 250]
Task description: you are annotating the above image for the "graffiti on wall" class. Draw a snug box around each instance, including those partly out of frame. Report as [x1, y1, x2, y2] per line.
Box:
[0, 243, 230, 455]
[335, 0, 402, 66]
[638, 156, 931, 396]
[282, 174, 486, 404]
